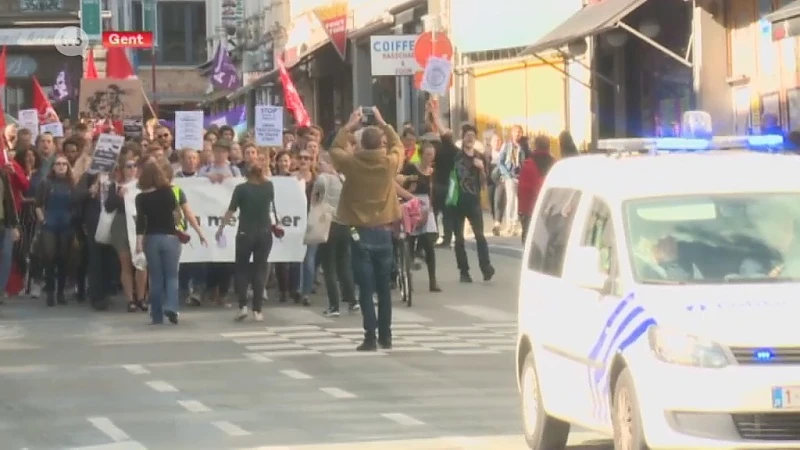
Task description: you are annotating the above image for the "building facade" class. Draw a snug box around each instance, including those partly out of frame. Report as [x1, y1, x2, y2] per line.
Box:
[0, 0, 84, 118]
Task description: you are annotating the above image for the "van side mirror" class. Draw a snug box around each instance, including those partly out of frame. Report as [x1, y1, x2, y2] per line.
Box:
[566, 246, 609, 292]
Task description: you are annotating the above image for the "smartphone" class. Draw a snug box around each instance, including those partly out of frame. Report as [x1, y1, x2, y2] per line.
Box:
[360, 107, 376, 126]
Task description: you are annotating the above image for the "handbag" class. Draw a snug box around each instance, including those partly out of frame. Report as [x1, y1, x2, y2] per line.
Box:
[304, 202, 334, 244]
[270, 200, 285, 238]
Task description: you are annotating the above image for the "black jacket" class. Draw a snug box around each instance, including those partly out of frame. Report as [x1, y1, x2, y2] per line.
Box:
[74, 172, 103, 238]
[0, 172, 19, 229]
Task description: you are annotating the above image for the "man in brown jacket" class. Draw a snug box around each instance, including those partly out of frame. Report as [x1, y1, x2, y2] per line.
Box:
[330, 107, 402, 351]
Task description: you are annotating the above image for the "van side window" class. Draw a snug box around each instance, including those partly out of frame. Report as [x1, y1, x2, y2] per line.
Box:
[528, 188, 582, 277]
[581, 198, 616, 275]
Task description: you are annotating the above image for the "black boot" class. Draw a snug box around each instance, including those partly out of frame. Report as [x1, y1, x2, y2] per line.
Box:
[46, 292, 55, 307]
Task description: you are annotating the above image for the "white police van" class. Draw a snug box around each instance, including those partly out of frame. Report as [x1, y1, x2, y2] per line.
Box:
[516, 122, 800, 449]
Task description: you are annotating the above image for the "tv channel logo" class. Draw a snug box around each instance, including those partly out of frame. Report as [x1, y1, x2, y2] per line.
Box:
[55, 27, 89, 57]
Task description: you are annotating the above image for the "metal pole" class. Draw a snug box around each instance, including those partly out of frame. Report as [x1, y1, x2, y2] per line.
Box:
[151, 47, 158, 118]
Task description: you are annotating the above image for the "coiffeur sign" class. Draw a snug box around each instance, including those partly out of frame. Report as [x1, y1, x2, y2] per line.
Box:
[313, 1, 348, 60]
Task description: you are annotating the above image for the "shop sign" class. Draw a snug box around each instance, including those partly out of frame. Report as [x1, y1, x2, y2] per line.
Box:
[0, 28, 65, 46]
[370, 34, 419, 76]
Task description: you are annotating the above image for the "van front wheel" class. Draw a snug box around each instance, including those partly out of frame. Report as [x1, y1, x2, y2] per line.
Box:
[612, 368, 650, 450]
[520, 352, 570, 449]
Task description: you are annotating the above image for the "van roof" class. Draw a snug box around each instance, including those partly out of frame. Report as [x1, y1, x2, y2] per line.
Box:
[545, 152, 800, 200]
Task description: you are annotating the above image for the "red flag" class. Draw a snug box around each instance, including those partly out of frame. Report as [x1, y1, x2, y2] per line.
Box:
[277, 60, 310, 127]
[85, 48, 99, 79]
[0, 103, 6, 166]
[0, 46, 6, 89]
[106, 46, 135, 79]
[32, 76, 59, 124]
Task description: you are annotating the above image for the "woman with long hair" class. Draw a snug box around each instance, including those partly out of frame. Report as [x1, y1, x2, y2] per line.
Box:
[105, 152, 148, 312]
[402, 142, 441, 292]
[34, 154, 75, 306]
[294, 146, 317, 307]
[14, 146, 41, 297]
[558, 130, 580, 158]
[216, 164, 275, 321]
[314, 153, 358, 316]
[134, 161, 181, 324]
[273, 151, 301, 303]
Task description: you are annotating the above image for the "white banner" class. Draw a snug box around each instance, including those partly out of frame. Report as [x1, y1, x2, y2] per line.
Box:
[123, 176, 307, 263]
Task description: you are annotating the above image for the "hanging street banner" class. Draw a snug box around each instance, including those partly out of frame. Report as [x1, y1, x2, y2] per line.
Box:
[313, 1, 348, 61]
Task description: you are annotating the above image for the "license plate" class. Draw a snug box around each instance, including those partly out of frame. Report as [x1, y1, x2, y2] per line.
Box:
[772, 386, 800, 408]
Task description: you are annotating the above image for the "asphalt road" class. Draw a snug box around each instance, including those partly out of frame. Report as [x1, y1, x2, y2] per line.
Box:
[0, 244, 612, 450]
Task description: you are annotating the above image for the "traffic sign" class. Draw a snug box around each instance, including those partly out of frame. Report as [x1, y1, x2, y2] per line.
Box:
[413, 32, 453, 67]
[80, 0, 102, 44]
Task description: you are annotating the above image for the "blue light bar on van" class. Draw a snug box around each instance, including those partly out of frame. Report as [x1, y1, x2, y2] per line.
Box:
[653, 137, 710, 152]
[747, 134, 784, 150]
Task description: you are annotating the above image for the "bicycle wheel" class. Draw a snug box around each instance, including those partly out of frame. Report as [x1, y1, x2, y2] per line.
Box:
[399, 237, 413, 307]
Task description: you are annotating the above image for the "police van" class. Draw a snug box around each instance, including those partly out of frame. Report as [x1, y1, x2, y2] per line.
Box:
[516, 118, 800, 449]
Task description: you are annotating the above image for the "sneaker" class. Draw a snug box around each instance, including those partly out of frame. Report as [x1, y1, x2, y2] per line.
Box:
[460, 272, 473, 283]
[356, 340, 377, 351]
[30, 283, 42, 299]
[482, 265, 496, 282]
[235, 306, 249, 321]
[253, 311, 264, 322]
[348, 302, 360, 313]
[322, 308, 340, 318]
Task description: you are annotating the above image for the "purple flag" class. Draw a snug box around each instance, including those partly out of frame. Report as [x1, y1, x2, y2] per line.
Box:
[51, 67, 72, 103]
[211, 43, 241, 90]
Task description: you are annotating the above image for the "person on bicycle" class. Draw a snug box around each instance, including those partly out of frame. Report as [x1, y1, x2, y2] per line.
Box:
[401, 142, 441, 292]
[329, 107, 403, 352]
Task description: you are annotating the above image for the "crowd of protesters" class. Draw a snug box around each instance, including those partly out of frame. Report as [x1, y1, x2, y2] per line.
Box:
[0, 98, 561, 350]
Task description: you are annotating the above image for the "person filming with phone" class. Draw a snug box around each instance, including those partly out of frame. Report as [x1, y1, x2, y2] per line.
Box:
[329, 106, 402, 352]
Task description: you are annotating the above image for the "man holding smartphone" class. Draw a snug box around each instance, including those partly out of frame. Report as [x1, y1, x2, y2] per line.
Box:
[329, 106, 403, 351]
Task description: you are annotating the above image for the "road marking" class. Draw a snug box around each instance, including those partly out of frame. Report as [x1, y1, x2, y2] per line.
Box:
[328, 351, 388, 357]
[477, 322, 518, 329]
[220, 331, 275, 338]
[145, 380, 178, 392]
[0, 364, 49, 374]
[254, 349, 320, 357]
[294, 337, 353, 345]
[280, 331, 336, 339]
[445, 305, 516, 322]
[307, 343, 360, 351]
[392, 309, 433, 323]
[381, 413, 424, 426]
[121, 364, 150, 375]
[145, 358, 249, 367]
[385, 346, 435, 352]
[465, 338, 513, 346]
[403, 335, 459, 342]
[391, 329, 443, 336]
[319, 387, 357, 399]
[211, 420, 251, 436]
[488, 345, 517, 351]
[69, 442, 148, 450]
[425, 342, 481, 349]
[270, 308, 333, 324]
[177, 400, 211, 413]
[232, 336, 289, 344]
[440, 349, 501, 355]
[429, 326, 481, 332]
[390, 323, 426, 329]
[87, 417, 130, 442]
[264, 325, 320, 332]
[246, 343, 305, 351]
[281, 369, 312, 380]
[244, 353, 273, 363]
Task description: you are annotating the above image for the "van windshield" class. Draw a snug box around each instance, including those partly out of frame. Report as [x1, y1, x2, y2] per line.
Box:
[624, 193, 800, 284]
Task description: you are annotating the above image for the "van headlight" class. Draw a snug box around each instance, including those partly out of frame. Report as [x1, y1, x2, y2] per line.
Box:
[647, 326, 733, 368]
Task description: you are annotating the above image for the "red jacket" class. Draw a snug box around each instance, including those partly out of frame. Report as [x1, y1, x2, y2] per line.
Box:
[6, 160, 29, 213]
[517, 151, 554, 216]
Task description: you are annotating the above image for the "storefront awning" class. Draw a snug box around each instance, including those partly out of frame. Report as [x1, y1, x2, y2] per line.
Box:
[519, 0, 648, 57]
[766, 0, 800, 23]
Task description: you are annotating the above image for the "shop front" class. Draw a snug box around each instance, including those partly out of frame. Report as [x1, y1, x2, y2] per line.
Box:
[520, 0, 730, 142]
[349, 0, 427, 130]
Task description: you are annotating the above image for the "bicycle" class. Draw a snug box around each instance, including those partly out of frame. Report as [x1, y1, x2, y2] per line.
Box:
[393, 227, 413, 307]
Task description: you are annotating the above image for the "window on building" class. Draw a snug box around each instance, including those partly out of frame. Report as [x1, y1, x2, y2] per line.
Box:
[19, 0, 64, 11]
[132, 1, 207, 66]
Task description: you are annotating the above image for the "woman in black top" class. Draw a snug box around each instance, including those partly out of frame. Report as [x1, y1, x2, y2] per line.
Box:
[402, 142, 441, 292]
[216, 164, 275, 322]
[135, 161, 181, 325]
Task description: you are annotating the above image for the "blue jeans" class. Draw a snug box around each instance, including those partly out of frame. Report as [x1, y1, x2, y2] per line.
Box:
[144, 234, 181, 323]
[350, 226, 393, 341]
[301, 244, 318, 296]
[0, 228, 13, 293]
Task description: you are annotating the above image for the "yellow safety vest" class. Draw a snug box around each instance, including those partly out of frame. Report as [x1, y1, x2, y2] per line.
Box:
[171, 185, 187, 231]
[408, 144, 421, 164]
